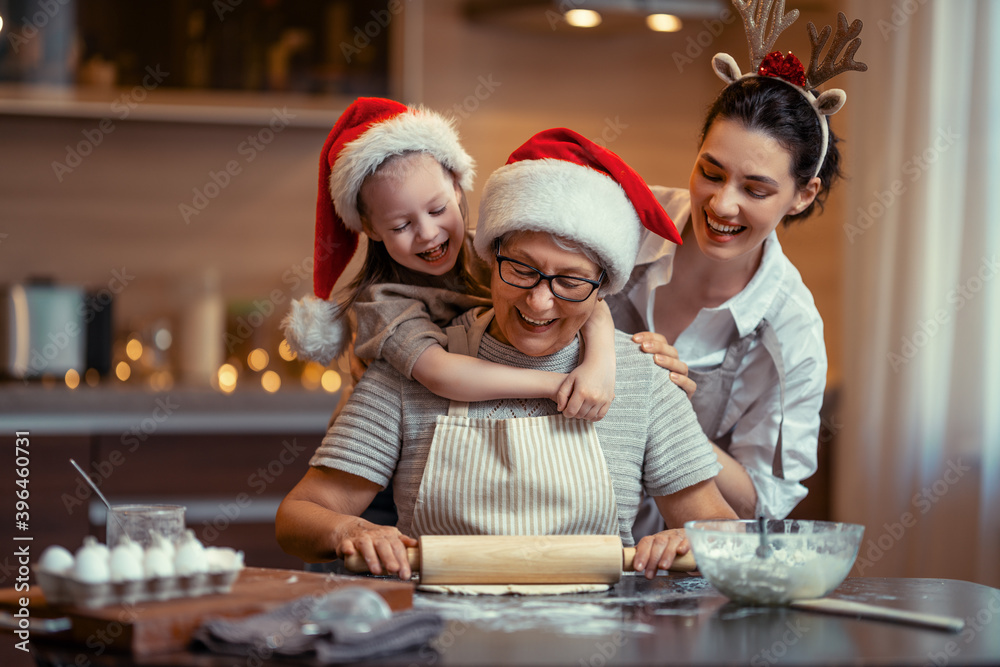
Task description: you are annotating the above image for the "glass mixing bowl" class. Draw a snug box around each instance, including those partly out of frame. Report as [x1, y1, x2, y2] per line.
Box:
[685, 519, 865, 605]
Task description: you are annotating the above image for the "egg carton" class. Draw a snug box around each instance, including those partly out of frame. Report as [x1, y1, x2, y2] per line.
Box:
[34, 566, 243, 609]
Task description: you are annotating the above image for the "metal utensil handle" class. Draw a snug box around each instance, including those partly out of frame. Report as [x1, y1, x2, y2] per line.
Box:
[790, 598, 966, 633]
[69, 458, 129, 541]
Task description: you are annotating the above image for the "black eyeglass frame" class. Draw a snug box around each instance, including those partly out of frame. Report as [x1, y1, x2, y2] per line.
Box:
[493, 241, 605, 303]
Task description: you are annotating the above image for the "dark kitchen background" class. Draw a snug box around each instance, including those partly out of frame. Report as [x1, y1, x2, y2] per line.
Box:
[0, 0, 996, 591]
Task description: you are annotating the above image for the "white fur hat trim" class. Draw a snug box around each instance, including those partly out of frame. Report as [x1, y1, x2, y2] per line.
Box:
[329, 109, 475, 233]
[474, 159, 641, 295]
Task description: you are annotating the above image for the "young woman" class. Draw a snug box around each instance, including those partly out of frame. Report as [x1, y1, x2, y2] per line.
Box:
[612, 53, 853, 528]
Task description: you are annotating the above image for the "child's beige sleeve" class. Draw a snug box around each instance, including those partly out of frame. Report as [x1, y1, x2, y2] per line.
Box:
[352, 284, 490, 379]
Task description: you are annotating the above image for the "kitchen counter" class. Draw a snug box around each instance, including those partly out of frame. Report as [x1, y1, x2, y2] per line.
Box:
[6, 574, 999, 666]
[0, 385, 339, 434]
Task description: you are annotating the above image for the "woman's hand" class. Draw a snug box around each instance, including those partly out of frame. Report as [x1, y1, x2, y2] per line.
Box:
[631, 528, 691, 579]
[631, 332, 696, 399]
[336, 517, 419, 580]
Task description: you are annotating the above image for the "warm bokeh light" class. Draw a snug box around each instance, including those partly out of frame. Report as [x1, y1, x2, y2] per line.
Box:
[565, 9, 601, 28]
[278, 338, 296, 361]
[261, 370, 281, 393]
[217, 363, 238, 394]
[320, 370, 342, 393]
[0, 15, 4, 33]
[65, 369, 80, 389]
[116, 362, 131, 381]
[247, 348, 269, 371]
[126, 338, 143, 361]
[85, 368, 101, 387]
[149, 370, 174, 392]
[300, 361, 324, 390]
[646, 14, 682, 32]
[154, 328, 173, 350]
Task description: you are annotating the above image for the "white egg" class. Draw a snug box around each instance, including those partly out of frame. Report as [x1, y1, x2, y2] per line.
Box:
[39, 545, 75, 574]
[75, 535, 109, 562]
[114, 534, 144, 563]
[74, 538, 111, 584]
[174, 530, 208, 576]
[205, 547, 245, 572]
[144, 547, 175, 578]
[109, 544, 144, 582]
[149, 530, 176, 561]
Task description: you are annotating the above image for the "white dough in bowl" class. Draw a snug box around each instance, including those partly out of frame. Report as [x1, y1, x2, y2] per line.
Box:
[699, 548, 851, 604]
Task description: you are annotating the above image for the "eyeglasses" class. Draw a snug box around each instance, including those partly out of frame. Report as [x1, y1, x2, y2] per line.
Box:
[494, 248, 605, 303]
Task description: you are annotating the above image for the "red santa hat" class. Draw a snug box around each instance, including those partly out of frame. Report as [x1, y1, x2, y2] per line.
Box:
[474, 127, 679, 295]
[281, 97, 475, 364]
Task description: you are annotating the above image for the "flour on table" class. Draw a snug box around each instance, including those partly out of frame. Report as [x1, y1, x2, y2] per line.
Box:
[418, 583, 610, 596]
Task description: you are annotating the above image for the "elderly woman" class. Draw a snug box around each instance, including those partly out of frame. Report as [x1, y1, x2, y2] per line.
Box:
[276, 129, 737, 580]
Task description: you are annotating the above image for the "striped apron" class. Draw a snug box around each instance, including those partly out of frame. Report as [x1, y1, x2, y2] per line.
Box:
[411, 310, 620, 537]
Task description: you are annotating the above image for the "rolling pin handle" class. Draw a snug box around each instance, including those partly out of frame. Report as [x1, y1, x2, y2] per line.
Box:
[621, 547, 697, 573]
[343, 547, 420, 575]
[622, 547, 636, 571]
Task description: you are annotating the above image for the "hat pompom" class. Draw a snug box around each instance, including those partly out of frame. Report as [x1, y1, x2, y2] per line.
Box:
[280, 296, 350, 366]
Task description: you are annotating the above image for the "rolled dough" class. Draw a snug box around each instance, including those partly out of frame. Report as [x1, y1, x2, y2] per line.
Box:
[418, 583, 610, 596]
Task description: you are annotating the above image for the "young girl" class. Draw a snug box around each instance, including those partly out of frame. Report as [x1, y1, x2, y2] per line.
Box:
[611, 8, 866, 527]
[282, 97, 615, 420]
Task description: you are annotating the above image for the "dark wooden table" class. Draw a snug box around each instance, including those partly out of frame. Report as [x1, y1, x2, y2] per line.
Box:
[5, 574, 999, 666]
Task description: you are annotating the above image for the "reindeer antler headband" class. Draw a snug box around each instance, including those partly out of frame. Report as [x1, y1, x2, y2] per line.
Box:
[712, 1, 867, 179]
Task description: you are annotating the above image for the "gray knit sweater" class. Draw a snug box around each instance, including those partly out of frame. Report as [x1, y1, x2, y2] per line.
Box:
[310, 310, 721, 546]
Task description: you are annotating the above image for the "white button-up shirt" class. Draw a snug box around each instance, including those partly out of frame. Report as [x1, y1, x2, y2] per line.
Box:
[619, 186, 827, 518]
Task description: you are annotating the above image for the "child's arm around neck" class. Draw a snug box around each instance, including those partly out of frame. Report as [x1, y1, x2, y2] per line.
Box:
[409, 299, 617, 421]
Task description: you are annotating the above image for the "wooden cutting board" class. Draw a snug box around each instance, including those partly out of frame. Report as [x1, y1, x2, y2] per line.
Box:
[0, 567, 413, 656]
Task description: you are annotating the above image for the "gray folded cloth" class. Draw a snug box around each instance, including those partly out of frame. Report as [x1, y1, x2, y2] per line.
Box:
[193, 594, 443, 664]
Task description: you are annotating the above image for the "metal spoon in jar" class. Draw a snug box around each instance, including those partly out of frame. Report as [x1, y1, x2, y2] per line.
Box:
[69, 458, 130, 541]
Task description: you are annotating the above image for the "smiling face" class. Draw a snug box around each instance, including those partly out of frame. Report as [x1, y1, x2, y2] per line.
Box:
[488, 231, 603, 357]
[359, 152, 465, 276]
[688, 118, 819, 265]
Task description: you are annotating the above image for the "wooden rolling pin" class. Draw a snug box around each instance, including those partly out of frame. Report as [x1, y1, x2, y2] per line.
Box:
[343, 535, 697, 584]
